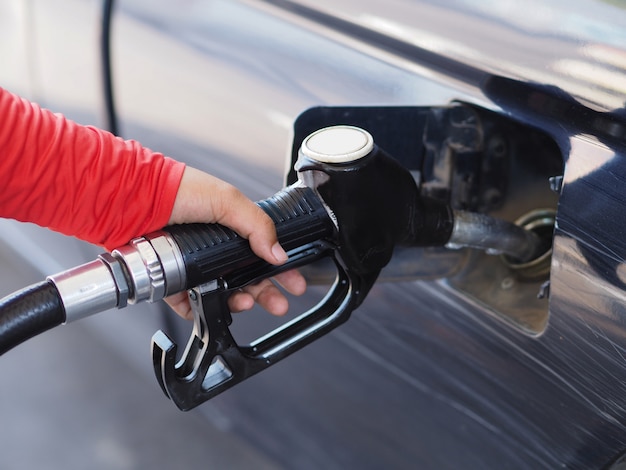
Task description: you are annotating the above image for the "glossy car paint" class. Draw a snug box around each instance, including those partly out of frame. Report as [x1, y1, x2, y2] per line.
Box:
[3, 0, 626, 468]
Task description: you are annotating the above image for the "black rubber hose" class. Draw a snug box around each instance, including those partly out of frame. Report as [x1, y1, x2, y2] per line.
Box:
[0, 281, 65, 355]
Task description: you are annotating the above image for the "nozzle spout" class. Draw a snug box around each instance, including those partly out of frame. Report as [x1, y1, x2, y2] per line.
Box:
[447, 210, 547, 263]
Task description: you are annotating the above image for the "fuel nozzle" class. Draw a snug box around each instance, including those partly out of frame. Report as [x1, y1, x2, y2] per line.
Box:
[296, 126, 547, 277]
[294, 126, 454, 298]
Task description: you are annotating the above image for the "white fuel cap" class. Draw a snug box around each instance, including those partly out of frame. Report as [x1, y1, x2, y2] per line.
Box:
[300, 125, 374, 164]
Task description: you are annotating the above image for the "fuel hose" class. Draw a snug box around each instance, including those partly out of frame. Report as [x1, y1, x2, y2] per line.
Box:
[0, 281, 65, 355]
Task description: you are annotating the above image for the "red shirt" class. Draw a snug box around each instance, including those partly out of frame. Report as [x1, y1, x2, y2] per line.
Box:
[0, 87, 185, 251]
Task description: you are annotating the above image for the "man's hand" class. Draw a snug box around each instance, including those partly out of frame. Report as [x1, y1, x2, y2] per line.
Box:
[165, 166, 306, 320]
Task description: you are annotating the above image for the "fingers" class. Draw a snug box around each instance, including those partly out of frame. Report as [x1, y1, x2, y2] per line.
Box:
[166, 285, 286, 320]
[229, 269, 307, 316]
[214, 185, 288, 266]
[166, 269, 307, 320]
[164, 291, 194, 321]
[229, 279, 288, 316]
[273, 269, 307, 296]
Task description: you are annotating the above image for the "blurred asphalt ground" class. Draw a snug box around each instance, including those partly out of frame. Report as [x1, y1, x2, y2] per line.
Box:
[0, 244, 280, 470]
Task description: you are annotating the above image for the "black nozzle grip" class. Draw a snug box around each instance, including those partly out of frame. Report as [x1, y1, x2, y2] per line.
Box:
[163, 185, 335, 289]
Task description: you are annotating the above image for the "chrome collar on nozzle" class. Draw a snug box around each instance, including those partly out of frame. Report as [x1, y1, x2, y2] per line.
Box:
[48, 232, 186, 323]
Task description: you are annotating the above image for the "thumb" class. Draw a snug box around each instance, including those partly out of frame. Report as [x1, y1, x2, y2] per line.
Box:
[219, 194, 288, 266]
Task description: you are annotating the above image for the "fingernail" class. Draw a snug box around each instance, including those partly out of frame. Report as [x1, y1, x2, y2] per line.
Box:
[272, 242, 288, 263]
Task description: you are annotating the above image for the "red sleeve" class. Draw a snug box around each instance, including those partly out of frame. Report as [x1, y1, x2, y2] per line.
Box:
[0, 87, 186, 251]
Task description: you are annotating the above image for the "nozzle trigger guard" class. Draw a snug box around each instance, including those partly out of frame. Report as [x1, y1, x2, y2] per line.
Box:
[151, 240, 360, 411]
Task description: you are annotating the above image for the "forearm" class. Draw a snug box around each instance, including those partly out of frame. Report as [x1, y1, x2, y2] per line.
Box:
[0, 87, 185, 250]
